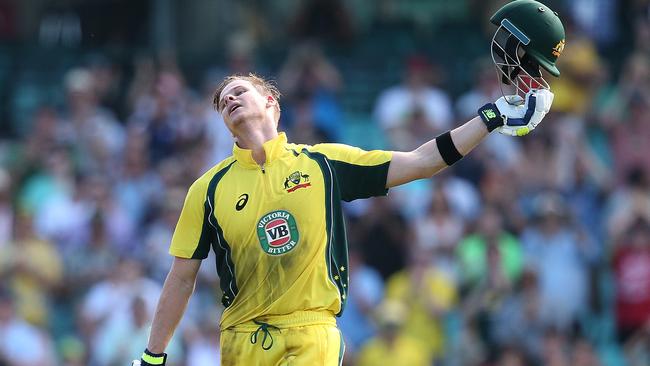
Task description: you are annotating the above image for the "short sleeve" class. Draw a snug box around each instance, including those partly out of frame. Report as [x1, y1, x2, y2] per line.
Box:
[309, 143, 392, 202]
[169, 179, 211, 259]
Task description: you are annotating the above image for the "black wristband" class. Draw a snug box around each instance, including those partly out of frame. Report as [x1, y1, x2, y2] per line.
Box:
[435, 131, 463, 166]
[478, 103, 505, 132]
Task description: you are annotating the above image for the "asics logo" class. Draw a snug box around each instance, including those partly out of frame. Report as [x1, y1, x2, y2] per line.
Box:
[235, 194, 249, 211]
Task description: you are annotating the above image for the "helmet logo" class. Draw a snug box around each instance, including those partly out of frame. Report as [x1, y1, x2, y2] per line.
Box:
[552, 39, 565, 58]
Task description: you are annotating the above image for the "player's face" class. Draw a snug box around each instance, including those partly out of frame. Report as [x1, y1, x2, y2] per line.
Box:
[218, 79, 270, 130]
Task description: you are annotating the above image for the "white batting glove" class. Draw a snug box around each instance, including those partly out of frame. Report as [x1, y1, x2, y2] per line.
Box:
[478, 89, 554, 136]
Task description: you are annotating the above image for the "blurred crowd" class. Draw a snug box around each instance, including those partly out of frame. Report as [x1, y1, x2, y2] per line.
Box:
[1, 0, 650, 365]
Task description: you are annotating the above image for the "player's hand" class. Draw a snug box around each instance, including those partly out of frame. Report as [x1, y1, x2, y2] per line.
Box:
[478, 89, 554, 136]
[132, 349, 167, 366]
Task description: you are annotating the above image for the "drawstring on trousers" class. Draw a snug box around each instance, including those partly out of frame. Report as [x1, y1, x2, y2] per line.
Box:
[250, 320, 281, 350]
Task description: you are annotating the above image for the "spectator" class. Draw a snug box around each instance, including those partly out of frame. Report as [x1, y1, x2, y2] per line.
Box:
[352, 196, 409, 280]
[373, 55, 453, 151]
[521, 193, 597, 331]
[62, 67, 125, 173]
[18, 146, 75, 220]
[416, 181, 465, 250]
[0, 212, 62, 327]
[0, 289, 56, 366]
[113, 129, 164, 227]
[93, 296, 182, 366]
[278, 43, 344, 142]
[63, 210, 120, 296]
[37, 171, 133, 256]
[606, 166, 650, 242]
[142, 188, 185, 283]
[551, 33, 605, 116]
[80, 259, 161, 354]
[85, 54, 125, 118]
[612, 217, 650, 343]
[478, 168, 528, 232]
[568, 0, 620, 49]
[455, 59, 503, 121]
[611, 93, 650, 179]
[128, 66, 192, 164]
[513, 134, 560, 194]
[490, 270, 545, 363]
[384, 246, 457, 362]
[356, 301, 429, 366]
[21, 106, 73, 159]
[458, 205, 522, 290]
[415, 187, 464, 282]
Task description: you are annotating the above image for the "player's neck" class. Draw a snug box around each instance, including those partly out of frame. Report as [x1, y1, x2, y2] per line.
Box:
[234, 122, 279, 166]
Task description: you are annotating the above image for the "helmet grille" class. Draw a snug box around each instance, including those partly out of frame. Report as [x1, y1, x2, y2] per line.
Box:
[490, 24, 550, 102]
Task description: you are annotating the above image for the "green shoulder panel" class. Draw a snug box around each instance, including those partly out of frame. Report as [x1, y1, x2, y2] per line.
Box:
[305, 143, 392, 202]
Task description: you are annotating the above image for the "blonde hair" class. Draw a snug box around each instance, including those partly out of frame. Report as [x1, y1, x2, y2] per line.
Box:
[212, 73, 281, 119]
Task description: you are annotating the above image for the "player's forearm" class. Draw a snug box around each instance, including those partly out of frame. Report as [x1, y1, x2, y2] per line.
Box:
[147, 270, 196, 353]
[417, 116, 489, 177]
[386, 117, 490, 187]
[450, 116, 490, 155]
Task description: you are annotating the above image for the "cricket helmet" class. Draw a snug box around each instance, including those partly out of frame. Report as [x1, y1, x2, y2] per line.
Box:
[489, 0, 566, 98]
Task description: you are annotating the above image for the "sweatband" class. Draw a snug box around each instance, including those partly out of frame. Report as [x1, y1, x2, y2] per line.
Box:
[435, 131, 463, 166]
[142, 349, 167, 365]
[478, 103, 505, 132]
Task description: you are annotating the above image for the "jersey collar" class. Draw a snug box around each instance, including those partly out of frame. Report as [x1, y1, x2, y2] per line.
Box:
[233, 132, 290, 168]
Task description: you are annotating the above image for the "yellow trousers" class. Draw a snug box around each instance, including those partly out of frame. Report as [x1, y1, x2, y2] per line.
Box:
[220, 311, 344, 366]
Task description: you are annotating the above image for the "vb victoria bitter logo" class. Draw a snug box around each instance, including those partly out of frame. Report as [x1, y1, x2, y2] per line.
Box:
[256, 210, 299, 255]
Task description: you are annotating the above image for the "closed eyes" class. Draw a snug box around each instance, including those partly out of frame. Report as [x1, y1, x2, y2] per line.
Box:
[219, 87, 247, 112]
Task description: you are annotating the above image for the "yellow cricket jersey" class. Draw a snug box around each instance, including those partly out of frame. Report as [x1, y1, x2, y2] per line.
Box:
[169, 133, 392, 330]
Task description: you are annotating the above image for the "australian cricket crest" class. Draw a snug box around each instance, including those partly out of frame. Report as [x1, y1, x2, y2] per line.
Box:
[552, 39, 565, 58]
[256, 210, 300, 255]
[284, 171, 311, 193]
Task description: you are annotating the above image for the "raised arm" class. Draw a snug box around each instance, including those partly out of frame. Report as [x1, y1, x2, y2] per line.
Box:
[136, 257, 201, 365]
[386, 89, 554, 188]
[387, 116, 487, 187]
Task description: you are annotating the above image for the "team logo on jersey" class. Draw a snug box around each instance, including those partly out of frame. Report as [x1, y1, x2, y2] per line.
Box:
[256, 210, 300, 255]
[284, 171, 311, 193]
[552, 39, 565, 58]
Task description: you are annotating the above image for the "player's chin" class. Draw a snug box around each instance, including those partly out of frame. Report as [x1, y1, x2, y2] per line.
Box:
[229, 112, 247, 126]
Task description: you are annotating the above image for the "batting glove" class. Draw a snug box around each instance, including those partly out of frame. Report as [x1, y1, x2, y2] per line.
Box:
[132, 349, 167, 366]
[478, 89, 554, 136]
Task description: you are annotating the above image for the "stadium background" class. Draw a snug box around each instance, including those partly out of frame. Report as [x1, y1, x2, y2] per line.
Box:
[0, 0, 649, 365]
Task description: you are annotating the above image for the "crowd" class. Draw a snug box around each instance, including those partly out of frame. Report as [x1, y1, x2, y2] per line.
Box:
[0, 0, 649, 365]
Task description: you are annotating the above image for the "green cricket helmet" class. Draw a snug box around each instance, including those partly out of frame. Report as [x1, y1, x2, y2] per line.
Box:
[489, 0, 566, 97]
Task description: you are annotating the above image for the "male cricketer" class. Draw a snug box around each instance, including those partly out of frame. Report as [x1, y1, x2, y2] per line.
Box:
[133, 1, 565, 365]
